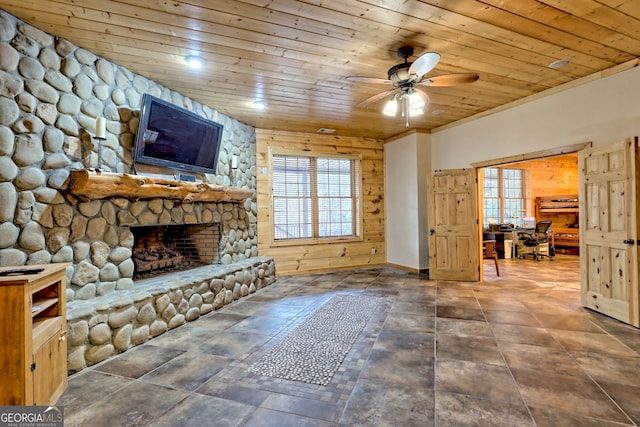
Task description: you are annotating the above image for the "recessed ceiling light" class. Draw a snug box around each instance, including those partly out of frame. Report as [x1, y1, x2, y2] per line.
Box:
[185, 55, 205, 68]
[252, 100, 266, 110]
[431, 110, 445, 115]
[549, 59, 570, 69]
[317, 128, 336, 134]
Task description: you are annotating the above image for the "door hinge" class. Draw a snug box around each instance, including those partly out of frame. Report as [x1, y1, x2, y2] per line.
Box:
[30, 362, 36, 372]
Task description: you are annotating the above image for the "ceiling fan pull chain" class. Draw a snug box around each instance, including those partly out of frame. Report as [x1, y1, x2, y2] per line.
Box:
[403, 95, 410, 127]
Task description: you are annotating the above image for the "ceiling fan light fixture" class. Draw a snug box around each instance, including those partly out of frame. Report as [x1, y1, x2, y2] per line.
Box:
[406, 91, 425, 117]
[382, 97, 398, 116]
[409, 106, 424, 117]
[409, 91, 426, 109]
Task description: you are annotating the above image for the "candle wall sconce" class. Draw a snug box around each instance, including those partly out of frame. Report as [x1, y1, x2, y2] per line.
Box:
[94, 117, 106, 170]
[229, 155, 240, 186]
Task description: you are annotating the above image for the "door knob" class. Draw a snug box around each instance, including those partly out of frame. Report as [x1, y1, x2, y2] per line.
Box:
[623, 239, 637, 245]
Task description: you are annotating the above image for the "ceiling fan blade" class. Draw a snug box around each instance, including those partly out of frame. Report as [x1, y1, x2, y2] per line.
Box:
[408, 52, 440, 78]
[417, 73, 480, 87]
[356, 88, 399, 107]
[346, 76, 392, 85]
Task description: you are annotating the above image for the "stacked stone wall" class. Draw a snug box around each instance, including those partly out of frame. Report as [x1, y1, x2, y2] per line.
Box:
[0, 11, 259, 301]
[0, 11, 274, 374]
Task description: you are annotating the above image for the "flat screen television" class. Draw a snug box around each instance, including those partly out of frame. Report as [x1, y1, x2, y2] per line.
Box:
[133, 94, 224, 175]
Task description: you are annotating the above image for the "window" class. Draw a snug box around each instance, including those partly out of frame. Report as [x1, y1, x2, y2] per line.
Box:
[483, 167, 527, 227]
[272, 152, 361, 241]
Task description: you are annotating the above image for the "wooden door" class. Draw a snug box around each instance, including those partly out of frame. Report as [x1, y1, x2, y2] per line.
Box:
[579, 138, 639, 327]
[428, 168, 479, 281]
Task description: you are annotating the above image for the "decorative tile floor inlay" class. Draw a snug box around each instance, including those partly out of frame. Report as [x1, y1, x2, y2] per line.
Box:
[249, 294, 381, 385]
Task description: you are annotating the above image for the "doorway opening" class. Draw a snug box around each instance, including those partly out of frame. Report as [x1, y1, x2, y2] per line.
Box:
[472, 143, 589, 280]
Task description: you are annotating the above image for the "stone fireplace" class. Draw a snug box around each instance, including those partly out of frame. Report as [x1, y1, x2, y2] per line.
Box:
[63, 171, 276, 373]
[63, 169, 256, 300]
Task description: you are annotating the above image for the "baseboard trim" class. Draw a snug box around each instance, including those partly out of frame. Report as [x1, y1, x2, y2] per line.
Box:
[385, 262, 423, 274]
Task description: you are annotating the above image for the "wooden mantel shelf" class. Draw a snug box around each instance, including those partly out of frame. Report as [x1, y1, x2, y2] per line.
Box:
[68, 170, 252, 203]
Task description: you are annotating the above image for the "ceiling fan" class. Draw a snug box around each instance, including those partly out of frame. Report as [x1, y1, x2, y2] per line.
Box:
[346, 46, 480, 127]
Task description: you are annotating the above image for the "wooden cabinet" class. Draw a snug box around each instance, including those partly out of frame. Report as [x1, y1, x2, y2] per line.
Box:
[535, 194, 579, 249]
[0, 263, 69, 406]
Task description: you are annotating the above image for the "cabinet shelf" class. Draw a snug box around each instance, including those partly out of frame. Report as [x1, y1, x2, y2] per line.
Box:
[32, 298, 58, 316]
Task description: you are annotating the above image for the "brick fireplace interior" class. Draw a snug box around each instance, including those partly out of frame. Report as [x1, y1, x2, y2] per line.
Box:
[131, 223, 221, 279]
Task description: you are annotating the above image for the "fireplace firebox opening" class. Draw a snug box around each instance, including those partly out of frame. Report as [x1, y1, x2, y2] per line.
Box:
[131, 223, 221, 279]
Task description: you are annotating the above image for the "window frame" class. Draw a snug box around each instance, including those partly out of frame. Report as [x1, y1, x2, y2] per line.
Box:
[268, 148, 363, 246]
[483, 167, 528, 228]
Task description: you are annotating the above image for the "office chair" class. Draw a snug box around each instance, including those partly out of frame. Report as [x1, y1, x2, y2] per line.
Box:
[483, 239, 500, 276]
[518, 220, 554, 261]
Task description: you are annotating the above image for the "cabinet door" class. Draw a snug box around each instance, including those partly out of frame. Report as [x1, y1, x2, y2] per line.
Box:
[32, 331, 67, 405]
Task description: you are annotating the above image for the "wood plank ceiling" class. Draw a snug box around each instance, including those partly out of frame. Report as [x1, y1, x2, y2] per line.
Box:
[3, 1, 640, 140]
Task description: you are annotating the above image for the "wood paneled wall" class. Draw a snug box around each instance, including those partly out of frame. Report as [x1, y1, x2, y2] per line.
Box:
[256, 130, 385, 276]
[520, 154, 579, 197]
[510, 154, 579, 224]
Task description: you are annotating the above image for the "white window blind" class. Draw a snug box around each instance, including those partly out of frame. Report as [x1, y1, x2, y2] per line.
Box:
[272, 153, 360, 240]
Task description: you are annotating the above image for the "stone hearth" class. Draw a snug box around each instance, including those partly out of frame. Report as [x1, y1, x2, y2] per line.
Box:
[66, 256, 276, 373]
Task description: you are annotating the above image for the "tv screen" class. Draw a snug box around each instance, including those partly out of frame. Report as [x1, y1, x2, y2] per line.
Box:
[133, 94, 223, 175]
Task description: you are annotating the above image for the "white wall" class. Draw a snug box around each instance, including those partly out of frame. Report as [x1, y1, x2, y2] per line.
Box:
[416, 132, 430, 269]
[384, 132, 431, 270]
[431, 66, 640, 169]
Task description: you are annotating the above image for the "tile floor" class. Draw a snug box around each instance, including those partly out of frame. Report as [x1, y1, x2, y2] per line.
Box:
[58, 255, 640, 426]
